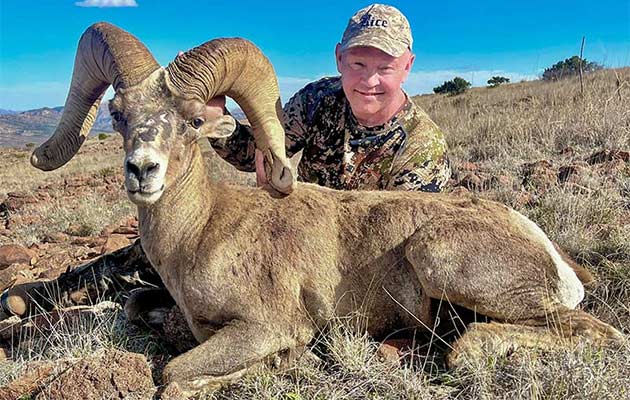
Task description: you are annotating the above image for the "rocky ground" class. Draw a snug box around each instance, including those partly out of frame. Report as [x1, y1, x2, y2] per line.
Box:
[0, 142, 627, 399]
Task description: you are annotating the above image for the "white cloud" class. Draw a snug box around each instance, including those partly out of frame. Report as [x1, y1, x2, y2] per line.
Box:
[75, 0, 138, 8]
[404, 69, 538, 95]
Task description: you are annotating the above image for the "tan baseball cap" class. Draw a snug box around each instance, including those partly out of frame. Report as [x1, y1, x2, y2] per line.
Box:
[339, 4, 413, 57]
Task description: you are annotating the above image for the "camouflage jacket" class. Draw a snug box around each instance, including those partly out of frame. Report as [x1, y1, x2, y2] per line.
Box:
[211, 76, 451, 191]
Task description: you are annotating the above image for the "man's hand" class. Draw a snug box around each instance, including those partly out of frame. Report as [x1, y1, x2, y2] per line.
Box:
[255, 149, 268, 186]
[205, 96, 226, 120]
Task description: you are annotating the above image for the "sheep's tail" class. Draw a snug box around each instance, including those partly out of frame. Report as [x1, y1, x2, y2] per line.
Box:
[552, 241, 595, 285]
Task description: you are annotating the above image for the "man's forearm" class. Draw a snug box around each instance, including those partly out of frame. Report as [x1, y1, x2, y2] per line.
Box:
[209, 117, 257, 172]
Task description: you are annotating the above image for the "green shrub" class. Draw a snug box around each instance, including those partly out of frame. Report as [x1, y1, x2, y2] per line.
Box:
[542, 56, 603, 81]
[487, 76, 510, 88]
[433, 77, 471, 96]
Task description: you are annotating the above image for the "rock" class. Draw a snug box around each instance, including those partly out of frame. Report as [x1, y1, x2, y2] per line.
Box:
[456, 172, 482, 190]
[0, 315, 22, 340]
[2, 192, 38, 211]
[0, 245, 36, 269]
[160, 382, 187, 400]
[101, 234, 132, 254]
[113, 217, 139, 235]
[514, 191, 536, 208]
[558, 146, 574, 156]
[65, 223, 91, 237]
[586, 149, 630, 165]
[521, 160, 557, 193]
[0, 361, 56, 400]
[40, 349, 155, 400]
[71, 236, 105, 248]
[0, 263, 34, 291]
[35, 191, 51, 201]
[112, 226, 138, 235]
[448, 186, 470, 197]
[376, 338, 414, 365]
[42, 232, 70, 244]
[489, 174, 515, 191]
[596, 158, 627, 179]
[63, 177, 89, 189]
[6, 191, 33, 199]
[0, 266, 16, 290]
[558, 163, 587, 184]
[377, 342, 402, 364]
[459, 162, 479, 172]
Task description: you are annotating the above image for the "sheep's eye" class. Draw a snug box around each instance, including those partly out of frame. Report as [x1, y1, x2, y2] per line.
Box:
[110, 111, 122, 122]
[190, 118, 205, 129]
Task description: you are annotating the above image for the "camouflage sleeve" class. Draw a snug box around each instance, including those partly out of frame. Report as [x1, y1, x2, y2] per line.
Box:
[209, 90, 310, 171]
[386, 117, 451, 192]
[282, 89, 309, 157]
[209, 113, 257, 172]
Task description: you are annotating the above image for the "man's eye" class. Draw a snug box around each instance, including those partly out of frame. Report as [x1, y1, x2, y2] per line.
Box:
[190, 118, 205, 129]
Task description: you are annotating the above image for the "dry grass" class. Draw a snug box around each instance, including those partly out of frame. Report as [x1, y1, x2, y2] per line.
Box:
[7, 193, 135, 247]
[415, 68, 630, 173]
[1, 68, 629, 399]
[0, 300, 169, 389]
[0, 136, 124, 194]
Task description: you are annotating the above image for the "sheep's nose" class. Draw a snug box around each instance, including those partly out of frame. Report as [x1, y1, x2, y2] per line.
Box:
[126, 160, 160, 182]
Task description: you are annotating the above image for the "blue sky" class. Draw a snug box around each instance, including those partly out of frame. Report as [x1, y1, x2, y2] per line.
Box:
[1, 0, 628, 110]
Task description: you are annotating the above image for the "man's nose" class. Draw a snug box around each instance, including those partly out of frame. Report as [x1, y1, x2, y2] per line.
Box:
[362, 70, 380, 87]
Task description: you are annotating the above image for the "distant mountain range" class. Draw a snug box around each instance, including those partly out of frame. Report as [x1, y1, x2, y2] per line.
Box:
[0, 105, 246, 148]
[0, 105, 113, 148]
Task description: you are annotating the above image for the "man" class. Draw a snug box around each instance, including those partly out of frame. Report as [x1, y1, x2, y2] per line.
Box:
[213, 3, 450, 192]
[0, 4, 450, 319]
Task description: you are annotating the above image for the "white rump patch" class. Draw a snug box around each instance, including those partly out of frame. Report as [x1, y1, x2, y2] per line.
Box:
[510, 209, 584, 308]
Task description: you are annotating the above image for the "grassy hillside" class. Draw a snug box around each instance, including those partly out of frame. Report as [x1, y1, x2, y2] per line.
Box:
[0, 67, 628, 399]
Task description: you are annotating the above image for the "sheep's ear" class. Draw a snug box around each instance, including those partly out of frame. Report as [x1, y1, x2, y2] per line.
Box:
[200, 115, 236, 139]
[289, 150, 303, 170]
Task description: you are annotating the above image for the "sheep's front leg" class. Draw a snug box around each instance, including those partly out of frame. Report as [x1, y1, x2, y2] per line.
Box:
[162, 320, 293, 397]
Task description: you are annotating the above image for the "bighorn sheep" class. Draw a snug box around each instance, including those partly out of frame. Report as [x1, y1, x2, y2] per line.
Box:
[10, 22, 625, 397]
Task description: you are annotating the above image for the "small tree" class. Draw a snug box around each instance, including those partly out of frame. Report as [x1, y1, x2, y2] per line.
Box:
[98, 133, 109, 140]
[487, 76, 510, 88]
[542, 56, 603, 81]
[433, 77, 471, 95]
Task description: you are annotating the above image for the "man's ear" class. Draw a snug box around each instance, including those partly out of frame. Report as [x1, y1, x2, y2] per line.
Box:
[405, 53, 415, 73]
[200, 115, 236, 139]
[335, 43, 343, 73]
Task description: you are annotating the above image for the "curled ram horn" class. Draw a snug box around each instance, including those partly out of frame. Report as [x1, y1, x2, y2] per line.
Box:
[165, 38, 295, 194]
[31, 22, 160, 171]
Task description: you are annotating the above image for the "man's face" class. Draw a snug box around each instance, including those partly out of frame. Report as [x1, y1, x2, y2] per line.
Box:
[336, 45, 414, 125]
